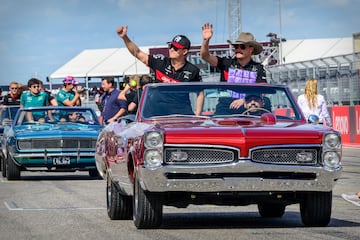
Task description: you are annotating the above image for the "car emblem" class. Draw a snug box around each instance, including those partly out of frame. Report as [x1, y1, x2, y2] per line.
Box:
[170, 150, 188, 162]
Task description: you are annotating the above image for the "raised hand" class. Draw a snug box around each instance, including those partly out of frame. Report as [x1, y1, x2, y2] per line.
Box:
[202, 23, 213, 41]
[116, 25, 128, 38]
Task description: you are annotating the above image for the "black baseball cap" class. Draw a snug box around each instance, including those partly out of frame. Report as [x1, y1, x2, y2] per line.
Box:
[245, 94, 263, 102]
[167, 35, 191, 49]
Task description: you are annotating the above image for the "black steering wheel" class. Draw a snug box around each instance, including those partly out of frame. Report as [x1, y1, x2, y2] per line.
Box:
[242, 107, 271, 115]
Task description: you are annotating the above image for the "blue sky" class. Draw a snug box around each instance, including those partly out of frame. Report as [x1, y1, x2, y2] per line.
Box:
[0, 0, 359, 86]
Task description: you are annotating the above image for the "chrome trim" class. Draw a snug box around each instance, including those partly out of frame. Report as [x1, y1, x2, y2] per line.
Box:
[165, 144, 240, 158]
[136, 161, 342, 194]
[14, 152, 95, 158]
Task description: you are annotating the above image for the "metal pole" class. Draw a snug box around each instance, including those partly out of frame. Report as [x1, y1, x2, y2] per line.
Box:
[278, 0, 283, 64]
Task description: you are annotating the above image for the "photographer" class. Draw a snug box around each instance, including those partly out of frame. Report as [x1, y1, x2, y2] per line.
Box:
[56, 76, 82, 107]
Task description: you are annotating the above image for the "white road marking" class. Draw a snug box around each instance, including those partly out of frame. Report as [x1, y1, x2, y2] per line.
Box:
[4, 201, 105, 211]
[341, 193, 360, 207]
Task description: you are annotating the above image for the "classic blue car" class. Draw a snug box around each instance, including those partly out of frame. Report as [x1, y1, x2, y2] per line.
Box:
[0, 105, 20, 174]
[1, 106, 102, 180]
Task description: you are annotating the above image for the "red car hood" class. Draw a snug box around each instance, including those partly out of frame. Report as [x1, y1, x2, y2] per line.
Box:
[154, 119, 328, 156]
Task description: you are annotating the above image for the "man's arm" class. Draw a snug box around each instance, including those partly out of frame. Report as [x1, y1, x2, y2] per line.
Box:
[116, 25, 149, 66]
[106, 108, 126, 123]
[200, 23, 218, 67]
[62, 92, 80, 106]
[119, 84, 131, 100]
[195, 91, 204, 116]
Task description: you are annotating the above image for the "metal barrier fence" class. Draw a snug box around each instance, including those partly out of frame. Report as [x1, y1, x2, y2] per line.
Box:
[266, 52, 360, 106]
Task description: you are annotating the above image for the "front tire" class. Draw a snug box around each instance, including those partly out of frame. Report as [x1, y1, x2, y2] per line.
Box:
[133, 175, 162, 229]
[89, 168, 99, 178]
[106, 175, 132, 220]
[300, 191, 332, 226]
[6, 154, 20, 180]
[1, 153, 6, 177]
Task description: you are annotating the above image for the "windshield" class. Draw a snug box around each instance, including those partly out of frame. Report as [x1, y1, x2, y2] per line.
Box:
[0, 105, 20, 126]
[141, 83, 302, 120]
[15, 107, 100, 126]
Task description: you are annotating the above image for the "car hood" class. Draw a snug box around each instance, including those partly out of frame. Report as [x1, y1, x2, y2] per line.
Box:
[11, 124, 101, 138]
[150, 119, 331, 149]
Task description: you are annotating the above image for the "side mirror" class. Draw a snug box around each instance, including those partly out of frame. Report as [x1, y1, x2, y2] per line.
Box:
[308, 114, 319, 124]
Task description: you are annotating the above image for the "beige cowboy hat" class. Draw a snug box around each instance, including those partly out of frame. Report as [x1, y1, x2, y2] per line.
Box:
[227, 32, 263, 55]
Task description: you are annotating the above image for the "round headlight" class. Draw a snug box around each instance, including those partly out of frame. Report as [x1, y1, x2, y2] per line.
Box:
[145, 131, 163, 148]
[323, 151, 341, 169]
[144, 149, 162, 168]
[324, 133, 340, 148]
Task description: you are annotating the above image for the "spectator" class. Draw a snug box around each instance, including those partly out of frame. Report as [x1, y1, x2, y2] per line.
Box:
[56, 76, 81, 107]
[116, 25, 204, 116]
[297, 78, 332, 126]
[120, 74, 151, 114]
[97, 77, 127, 124]
[201, 23, 267, 110]
[95, 87, 105, 112]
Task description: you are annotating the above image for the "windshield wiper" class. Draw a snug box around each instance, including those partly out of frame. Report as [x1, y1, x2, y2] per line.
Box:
[212, 114, 259, 118]
[149, 114, 210, 119]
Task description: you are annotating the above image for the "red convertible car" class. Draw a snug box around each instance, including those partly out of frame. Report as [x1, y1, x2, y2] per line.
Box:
[95, 82, 342, 229]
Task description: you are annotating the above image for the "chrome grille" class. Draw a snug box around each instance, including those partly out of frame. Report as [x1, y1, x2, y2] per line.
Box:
[164, 148, 236, 165]
[18, 138, 96, 150]
[251, 148, 318, 165]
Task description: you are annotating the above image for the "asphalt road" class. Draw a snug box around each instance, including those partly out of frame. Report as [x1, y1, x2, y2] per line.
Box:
[0, 147, 359, 240]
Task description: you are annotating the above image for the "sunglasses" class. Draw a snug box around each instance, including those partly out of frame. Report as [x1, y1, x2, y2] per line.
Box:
[31, 85, 40, 89]
[233, 44, 248, 50]
[168, 43, 182, 51]
[10, 87, 18, 90]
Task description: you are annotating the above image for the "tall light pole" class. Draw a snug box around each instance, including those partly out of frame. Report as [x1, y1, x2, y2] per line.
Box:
[228, 0, 242, 42]
[278, 0, 283, 64]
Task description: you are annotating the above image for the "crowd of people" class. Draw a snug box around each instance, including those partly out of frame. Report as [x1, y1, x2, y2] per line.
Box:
[0, 73, 152, 124]
[1, 22, 333, 126]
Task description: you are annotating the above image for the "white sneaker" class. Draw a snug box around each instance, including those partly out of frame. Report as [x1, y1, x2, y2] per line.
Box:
[341, 193, 360, 207]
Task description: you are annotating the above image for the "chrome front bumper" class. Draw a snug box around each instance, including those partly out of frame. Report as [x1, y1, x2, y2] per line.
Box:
[113, 160, 342, 195]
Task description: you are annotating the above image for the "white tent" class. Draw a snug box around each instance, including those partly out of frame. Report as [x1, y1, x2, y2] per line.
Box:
[49, 46, 152, 89]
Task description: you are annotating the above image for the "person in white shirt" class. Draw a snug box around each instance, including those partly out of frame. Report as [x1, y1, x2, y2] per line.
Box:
[297, 78, 332, 126]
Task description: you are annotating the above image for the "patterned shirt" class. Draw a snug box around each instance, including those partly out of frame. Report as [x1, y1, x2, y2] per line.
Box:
[20, 91, 49, 108]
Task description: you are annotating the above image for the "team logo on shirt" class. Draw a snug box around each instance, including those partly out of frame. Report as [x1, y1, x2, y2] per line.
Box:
[182, 71, 192, 80]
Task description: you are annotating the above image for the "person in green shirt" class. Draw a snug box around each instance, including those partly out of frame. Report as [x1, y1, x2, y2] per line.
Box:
[20, 78, 50, 121]
[56, 76, 81, 107]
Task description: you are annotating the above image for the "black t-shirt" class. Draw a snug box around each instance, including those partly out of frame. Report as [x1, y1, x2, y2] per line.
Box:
[2, 94, 20, 119]
[217, 57, 267, 83]
[147, 55, 202, 115]
[126, 89, 141, 115]
[148, 54, 201, 83]
[3, 94, 20, 105]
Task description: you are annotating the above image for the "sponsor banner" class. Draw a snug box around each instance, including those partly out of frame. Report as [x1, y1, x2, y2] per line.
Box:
[354, 106, 360, 144]
[332, 106, 350, 144]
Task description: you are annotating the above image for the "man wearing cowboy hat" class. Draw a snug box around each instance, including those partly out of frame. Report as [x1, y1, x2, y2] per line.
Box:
[200, 22, 267, 110]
